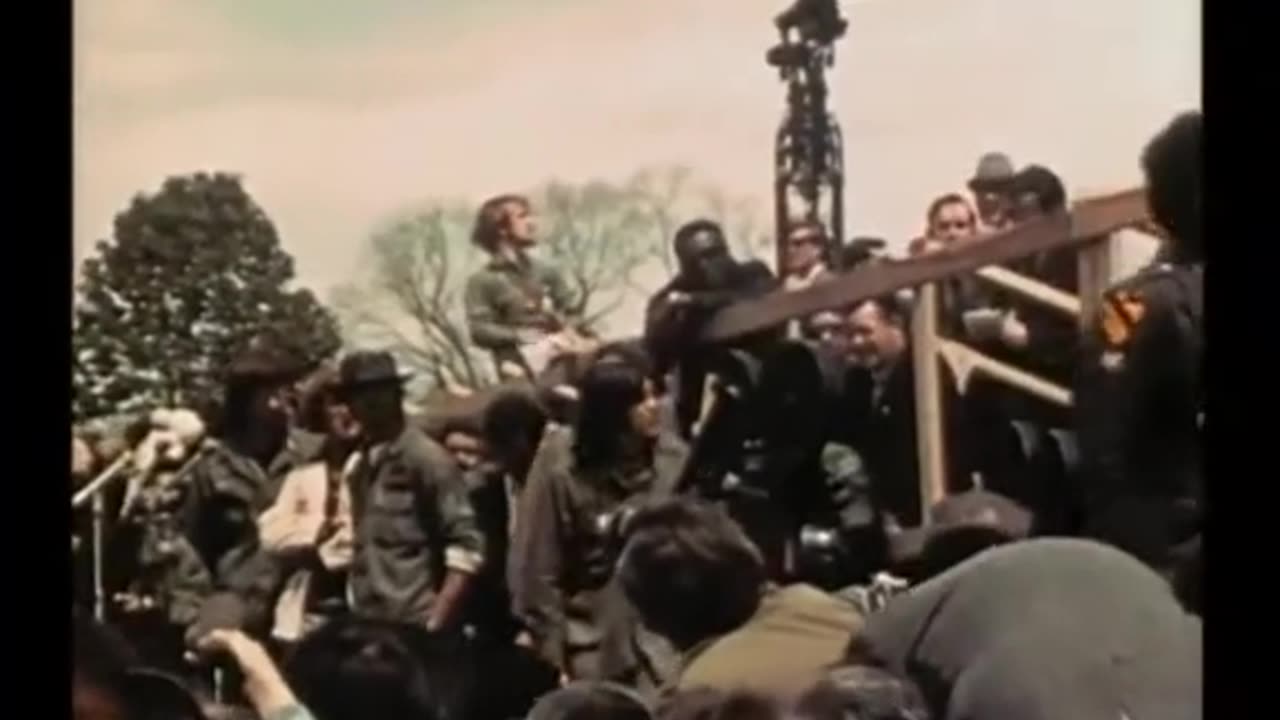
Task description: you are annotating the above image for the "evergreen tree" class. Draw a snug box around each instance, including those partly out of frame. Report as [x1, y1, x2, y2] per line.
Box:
[73, 172, 341, 421]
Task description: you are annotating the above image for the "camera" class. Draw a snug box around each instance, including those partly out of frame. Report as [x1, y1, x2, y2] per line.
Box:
[593, 503, 642, 546]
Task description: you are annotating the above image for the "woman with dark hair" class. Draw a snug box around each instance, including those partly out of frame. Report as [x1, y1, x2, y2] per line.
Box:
[519, 355, 689, 694]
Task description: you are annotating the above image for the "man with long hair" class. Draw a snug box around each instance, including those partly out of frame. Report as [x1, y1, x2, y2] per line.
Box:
[463, 194, 587, 381]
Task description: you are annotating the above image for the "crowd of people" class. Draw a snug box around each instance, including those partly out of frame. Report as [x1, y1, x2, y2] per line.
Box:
[72, 110, 1202, 720]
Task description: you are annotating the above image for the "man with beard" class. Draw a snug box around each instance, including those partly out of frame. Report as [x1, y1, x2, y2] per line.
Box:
[178, 343, 322, 638]
[338, 351, 485, 631]
[644, 219, 777, 439]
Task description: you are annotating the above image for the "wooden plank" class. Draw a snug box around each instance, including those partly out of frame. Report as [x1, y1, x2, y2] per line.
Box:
[911, 284, 948, 519]
[701, 188, 1148, 342]
[973, 266, 1081, 318]
[937, 339, 1073, 408]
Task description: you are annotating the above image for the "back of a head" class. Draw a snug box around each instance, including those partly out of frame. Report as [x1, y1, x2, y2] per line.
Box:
[658, 688, 781, 720]
[1142, 111, 1202, 258]
[74, 612, 138, 719]
[793, 665, 932, 720]
[618, 498, 767, 650]
[286, 618, 455, 720]
[483, 388, 548, 452]
[528, 682, 652, 720]
[1012, 165, 1067, 214]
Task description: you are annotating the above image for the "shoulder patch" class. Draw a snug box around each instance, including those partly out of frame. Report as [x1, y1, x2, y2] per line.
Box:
[1099, 291, 1147, 348]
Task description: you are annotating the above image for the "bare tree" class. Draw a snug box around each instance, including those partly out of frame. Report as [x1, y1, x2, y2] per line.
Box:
[535, 179, 657, 329]
[699, 184, 773, 263]
[331, 205, 493, 391]
[333, 174, 704, 394]
[628, 166, 694, 277]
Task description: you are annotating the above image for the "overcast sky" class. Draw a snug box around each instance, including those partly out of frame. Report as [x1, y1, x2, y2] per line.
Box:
[75, 0, 1199, 325]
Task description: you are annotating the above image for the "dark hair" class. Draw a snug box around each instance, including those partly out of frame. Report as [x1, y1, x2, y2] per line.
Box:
[472, 194, 531, 252]
[1141, 111, 1202, 259]
[572, 359, 650, 470]
[1013, 165, 1068, 214]
[925, 194, 975, 231]
[673, 219, 726, 261]
[482, 389, 548, 455]
[285, 618, 460, 720]
[528, 682, 653, 720]
[438, 412, 484, 440]
[854, 294, 909, 327]
[842, 237, 887, 269]
[617, 498, 767, 650]
[794, 665, 932, 720]
[592, 340, 654, 377]
[657, 688, 782, 720]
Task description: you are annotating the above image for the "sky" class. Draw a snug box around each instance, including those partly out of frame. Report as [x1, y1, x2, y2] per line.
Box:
[74, 0, 1199, 332]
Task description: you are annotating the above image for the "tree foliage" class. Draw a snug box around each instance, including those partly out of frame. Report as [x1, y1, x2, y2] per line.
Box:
[73, 172, 342, 421]
[333, 168, 769, 394]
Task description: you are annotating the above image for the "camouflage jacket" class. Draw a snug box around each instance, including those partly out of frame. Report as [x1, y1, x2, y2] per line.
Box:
[346, 425, 485, 627]
[176, 429, 324, 633]
[464, 254, 577, 374]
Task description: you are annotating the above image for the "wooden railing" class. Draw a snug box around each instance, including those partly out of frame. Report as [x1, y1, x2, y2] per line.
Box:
[700, 187, 1151, 522]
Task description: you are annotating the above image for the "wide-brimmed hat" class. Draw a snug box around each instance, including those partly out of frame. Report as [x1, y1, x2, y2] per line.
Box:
[967, 152, 1016, 191]
[336, 351, 413, 392]
[888, 489, 1033, 576]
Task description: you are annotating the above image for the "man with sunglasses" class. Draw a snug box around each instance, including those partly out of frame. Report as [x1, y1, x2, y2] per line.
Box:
[782, 220, 834, 292]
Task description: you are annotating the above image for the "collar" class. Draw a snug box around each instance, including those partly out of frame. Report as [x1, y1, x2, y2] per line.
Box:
[487, 248, 532, 272]
[363, 425, 412, 466]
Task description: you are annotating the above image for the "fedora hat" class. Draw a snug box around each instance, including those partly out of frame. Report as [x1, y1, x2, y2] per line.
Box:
[337, 351, 413, 391]
[967, 152, 1016, 191]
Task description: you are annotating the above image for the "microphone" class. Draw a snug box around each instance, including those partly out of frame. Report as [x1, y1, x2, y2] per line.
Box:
[117, 409, 210, 521]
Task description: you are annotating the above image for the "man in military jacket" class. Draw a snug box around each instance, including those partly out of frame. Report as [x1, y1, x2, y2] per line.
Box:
[178, 345, 321, 635]
[338, 351, 485, 630]
[464, 194, 583, 380]
[517, 422, 687, 693]
[1074, 111, 1203, 580]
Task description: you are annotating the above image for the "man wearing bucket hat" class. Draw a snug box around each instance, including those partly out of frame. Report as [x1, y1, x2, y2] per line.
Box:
[336, 351, 485, 631]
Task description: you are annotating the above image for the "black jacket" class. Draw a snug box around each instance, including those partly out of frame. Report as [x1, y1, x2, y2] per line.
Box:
[1074, 262, 1203, 571]
[841, 356, 975, 528]
[643, 259, 778, 438]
